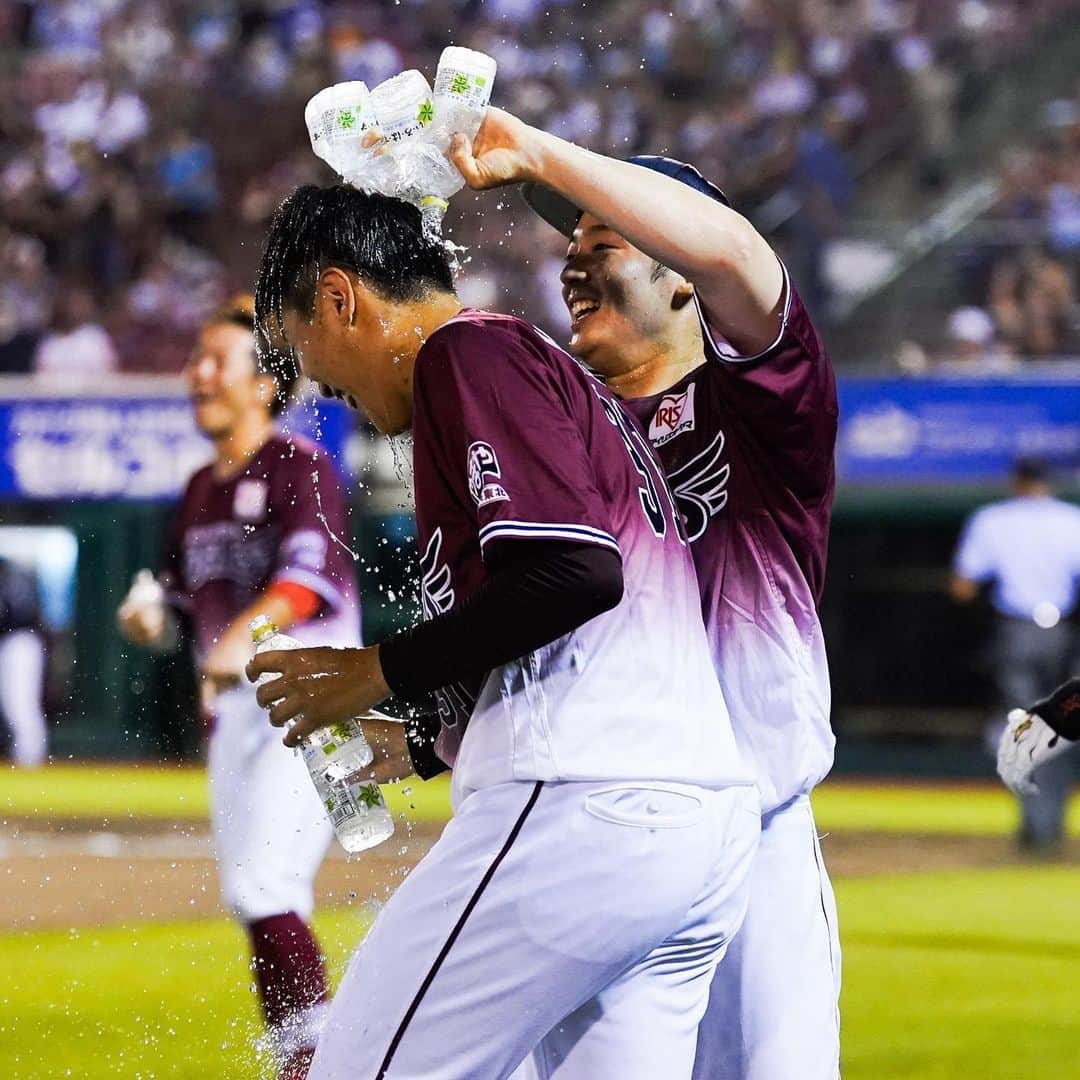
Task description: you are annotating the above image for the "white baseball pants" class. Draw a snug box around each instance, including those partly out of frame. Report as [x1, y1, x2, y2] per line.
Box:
[309, 778, 760, 1080]
[207, 685, 334, 922]
[0, 629, 47, 767]
[693, 793, 841, 1079]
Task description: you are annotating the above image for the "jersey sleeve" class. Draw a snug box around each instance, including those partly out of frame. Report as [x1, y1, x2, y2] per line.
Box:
[953, 511, 995, 582]
[696, 263, 838, 505]
[413, 320, 619, 560]
[270, 448, 354, 614]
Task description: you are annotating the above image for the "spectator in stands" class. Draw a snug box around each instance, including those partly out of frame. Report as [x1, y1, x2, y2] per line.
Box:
[0, 556, 47, 767]
[988, 245, 1076, 358]
[936, 305, 1016, 370]
[788, 99, 855, 320]
[155, 127, 220, 244]
[1, 0, 1074, 373]
[33, 282, 117, 382]
[951, 458, 1080, 853]
[0, 229, 51, 373]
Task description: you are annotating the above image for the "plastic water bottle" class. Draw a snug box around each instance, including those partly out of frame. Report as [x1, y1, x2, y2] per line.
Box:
[369, 69, 435, 199]
[415, 48, 498, 235]
[122, 568, 164, 613]
[118, 568, 166, 639]
[431, 46, 497, 148]
[304, 81, 377, 185]
[249, 615, 395, 854]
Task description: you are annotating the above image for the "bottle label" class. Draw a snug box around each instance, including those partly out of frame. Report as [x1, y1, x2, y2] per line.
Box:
[325, 786, 360, 829]
[311, 100, 375, 148]
[352, 780, 386, 810]
[435, 69, 491, 109]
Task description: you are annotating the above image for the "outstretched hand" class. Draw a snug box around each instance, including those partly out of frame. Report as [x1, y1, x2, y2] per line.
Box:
[449, 107, 546, 190]
[246, 645, 391, 747]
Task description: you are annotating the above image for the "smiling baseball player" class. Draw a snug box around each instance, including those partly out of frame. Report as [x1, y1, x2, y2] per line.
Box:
[451, 107, 842, 1079]
[117, 294, 360, 1079]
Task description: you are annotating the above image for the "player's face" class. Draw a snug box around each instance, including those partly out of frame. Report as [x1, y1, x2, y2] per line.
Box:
[185, 322, 274, 438]
[561, 214, 688, 376]
[281, 290, 410, 436]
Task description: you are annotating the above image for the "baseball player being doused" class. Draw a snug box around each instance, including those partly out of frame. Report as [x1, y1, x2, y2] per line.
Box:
[247, 182, 761, 1080]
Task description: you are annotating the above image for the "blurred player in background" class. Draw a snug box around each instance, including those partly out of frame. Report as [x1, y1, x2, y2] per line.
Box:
[0, 556, 48, 767]
[248, 184, 760, 1080]
[452, 107, 841, 1079]
[952, 457, 1080, 853]
[116, 294, 360, 1079]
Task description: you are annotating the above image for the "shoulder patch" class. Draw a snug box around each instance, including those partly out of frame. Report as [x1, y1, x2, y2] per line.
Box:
[467, 441, 509, 508]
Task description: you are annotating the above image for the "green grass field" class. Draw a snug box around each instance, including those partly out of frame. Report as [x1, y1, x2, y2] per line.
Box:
[7, 763, 1080, 835]
[3, 765, 1079, 1078]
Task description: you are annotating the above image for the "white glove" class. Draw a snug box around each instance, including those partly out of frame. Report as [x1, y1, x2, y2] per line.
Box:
[996, 707, 1071, 796]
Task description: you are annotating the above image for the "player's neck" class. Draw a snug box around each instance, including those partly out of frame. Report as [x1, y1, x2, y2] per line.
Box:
[606, 344, 705, 400]
[378, 293, 464, 430]
[212, 414, 274, 479]
[388, 293, 464, 357]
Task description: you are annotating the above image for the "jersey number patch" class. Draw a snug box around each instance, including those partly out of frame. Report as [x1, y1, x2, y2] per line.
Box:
[595, 389, 678, 540]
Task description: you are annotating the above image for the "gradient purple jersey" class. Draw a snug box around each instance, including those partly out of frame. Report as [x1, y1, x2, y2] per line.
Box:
[410, 310, 750, 801]
[161, 434, 360, 660]
[624, 268, 838, 811]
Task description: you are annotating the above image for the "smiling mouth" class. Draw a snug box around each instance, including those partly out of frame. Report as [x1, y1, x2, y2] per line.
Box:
[568, 297, 601, 329]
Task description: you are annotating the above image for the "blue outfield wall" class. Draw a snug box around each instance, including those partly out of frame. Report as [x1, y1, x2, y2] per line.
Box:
[837, 371, 1080, 486]
[1, 372, 1079, 500]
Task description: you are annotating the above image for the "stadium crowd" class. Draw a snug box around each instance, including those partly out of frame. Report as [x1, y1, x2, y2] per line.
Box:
[925, 94, 1080, 368]
[0, 0, 1075, 377]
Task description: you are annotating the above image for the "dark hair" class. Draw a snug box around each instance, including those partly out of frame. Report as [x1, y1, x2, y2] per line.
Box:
[1012, 457, 1050, 485]
[209, 292, 296, 417]
[254, 183, 455, 363]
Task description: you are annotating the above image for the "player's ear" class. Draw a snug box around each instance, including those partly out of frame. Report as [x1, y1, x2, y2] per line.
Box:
[316, 267, 358, 329]
[671, 280, 695, 311]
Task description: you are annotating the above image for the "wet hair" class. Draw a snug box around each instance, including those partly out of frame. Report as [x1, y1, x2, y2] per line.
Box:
[649, 259, 670, 283]
[209, 292, 296, 417]
[254, 183, 455, 366]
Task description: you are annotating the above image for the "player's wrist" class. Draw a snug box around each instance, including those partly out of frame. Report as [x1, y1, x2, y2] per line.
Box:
[1030, 677, 1080, 740]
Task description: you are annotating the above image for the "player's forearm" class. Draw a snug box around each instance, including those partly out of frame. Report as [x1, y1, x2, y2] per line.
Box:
[221, 590, 306, 653]
[531, 130, 763, 286]
[379, 541, 624, 702]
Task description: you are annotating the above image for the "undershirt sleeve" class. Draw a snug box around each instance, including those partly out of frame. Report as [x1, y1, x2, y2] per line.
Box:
[380, 538, 624, 763]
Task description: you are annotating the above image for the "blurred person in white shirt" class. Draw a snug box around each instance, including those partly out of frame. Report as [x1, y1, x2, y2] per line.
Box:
[33, 282, 118, 382]
[0, 557, 47, 768]
[951, 458, 1080, 852]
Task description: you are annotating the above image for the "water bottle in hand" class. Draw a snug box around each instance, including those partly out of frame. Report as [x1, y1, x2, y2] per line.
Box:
[249, 616, 395, 854]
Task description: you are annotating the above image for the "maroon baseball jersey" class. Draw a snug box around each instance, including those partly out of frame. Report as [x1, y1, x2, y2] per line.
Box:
[410, 309, 750, 800]
[624, 268, 838, 812]
[161, 434, 360, 659]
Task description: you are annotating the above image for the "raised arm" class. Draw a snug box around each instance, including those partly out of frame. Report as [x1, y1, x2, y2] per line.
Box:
[451, 108, 785, 355]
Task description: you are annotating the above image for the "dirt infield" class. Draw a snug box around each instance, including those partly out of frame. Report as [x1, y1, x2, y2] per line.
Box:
[3, 817, 1077, 933]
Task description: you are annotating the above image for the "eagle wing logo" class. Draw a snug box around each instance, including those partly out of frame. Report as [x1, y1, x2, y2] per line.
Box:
[668, 430, 730, 542]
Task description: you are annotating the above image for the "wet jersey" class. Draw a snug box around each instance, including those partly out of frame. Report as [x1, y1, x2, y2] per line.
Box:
[161, 434, 360, 660]
[624, 269, 837, 812]
[410, 309, 750, 801]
